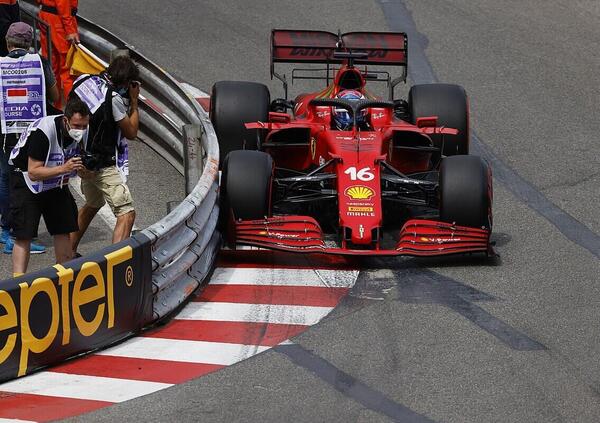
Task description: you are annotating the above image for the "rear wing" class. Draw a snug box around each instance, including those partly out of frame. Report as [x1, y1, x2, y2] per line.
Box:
[271, 30, 408, 98]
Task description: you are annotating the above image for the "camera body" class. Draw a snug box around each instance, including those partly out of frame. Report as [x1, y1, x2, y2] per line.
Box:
[78, 152, 103, 171]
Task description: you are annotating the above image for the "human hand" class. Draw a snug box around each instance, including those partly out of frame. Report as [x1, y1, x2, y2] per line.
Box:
[66, 33, 80, 44]
[129, 80, 141, 103]
[63, 156, 84, 173]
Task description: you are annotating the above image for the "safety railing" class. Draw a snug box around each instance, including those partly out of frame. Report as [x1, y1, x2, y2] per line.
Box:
[0, 2, 220, 383]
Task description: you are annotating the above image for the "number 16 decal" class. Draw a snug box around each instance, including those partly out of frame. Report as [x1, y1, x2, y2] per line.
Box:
[344, 166, 375, 181]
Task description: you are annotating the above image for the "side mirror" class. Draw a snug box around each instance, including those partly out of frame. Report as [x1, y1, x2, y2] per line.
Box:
[415, 116, 438, 128]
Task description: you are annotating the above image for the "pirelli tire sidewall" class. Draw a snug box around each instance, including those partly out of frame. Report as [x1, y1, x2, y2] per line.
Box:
[439, 155, 492, 230]
[222, 150, 273, 222]
[408, 83, 469, 156]
[0, 233, 153, 383]
[210, 81, 270, 165]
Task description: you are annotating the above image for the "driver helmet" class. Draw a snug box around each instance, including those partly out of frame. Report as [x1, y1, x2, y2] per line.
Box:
[332, 89, 367, 130]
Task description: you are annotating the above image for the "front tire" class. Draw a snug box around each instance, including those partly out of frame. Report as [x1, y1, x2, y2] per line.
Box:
[409, 83, 469, 156]
[221, 150, 273, 220]
[210, 81, 270, 164]
[439, 155, 492, 229]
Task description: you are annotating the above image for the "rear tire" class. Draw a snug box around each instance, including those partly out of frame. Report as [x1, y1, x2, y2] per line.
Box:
[439, 155, 492, 229]
[222, 150, 273, 220]
[409, 83, 469, 156]
[210, 81, 270, 164]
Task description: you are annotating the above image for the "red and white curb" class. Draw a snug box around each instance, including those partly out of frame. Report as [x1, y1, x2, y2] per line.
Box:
[0, 252, 358, 421]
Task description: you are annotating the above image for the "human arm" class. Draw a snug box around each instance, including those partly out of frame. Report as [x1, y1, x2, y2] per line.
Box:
[26, 129, 83, 181]
[56, 0, 79, 43]
[40, 58, 59, 103]
[28, 156, 83, 181]
[116, 84, 140, 140]
[47, 82, 59, 104]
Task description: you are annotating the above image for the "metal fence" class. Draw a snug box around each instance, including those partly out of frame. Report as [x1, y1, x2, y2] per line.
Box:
[18, 3, 221, 332]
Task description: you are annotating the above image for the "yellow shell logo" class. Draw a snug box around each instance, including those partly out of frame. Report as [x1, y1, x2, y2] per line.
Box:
[345, 185, 375, 200]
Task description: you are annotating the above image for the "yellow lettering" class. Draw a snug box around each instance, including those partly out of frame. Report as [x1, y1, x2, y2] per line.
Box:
[0, 290, 17, 364]
[19, 278, 59, 376]
[72, 262, 105, 337]
[54, 264, 74, 345]
[104, 246, 132, 328]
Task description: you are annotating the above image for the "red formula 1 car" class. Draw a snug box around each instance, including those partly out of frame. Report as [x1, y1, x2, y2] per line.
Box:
[210, 30, 493, 257]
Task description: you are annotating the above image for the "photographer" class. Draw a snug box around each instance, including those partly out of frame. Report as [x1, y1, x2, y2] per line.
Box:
[69, 55, 140, 253]
[7, 97, 89, 276]
[1, 21, 60, 255]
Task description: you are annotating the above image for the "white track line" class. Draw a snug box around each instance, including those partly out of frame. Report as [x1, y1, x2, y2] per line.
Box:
[176, 301, 334, 326]
[0, 419, 37, 423]
[97, 337, 269, 366]
[211, 267, 358, 288]
[0, 372, 171, 403]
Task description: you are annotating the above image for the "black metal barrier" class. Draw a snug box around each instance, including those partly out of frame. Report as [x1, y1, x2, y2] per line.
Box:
[0, 233, 153, 383]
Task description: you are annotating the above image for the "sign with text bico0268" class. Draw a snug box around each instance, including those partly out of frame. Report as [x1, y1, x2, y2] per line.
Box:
[0, 233, 153, 383]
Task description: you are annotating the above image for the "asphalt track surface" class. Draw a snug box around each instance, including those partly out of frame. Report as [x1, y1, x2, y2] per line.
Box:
[12, 0, 600, 421]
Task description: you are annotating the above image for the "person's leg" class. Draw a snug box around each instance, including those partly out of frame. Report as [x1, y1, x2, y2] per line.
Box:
[72, 176, 105, 251]
[113, 210, 135, 243]
[60, 54, 75, 99]
[43, 187, 79, 262]
[0, 148, 10, 241]
[8, 172, 41, 274]
[71, 204, 100, 251]
[96, 167, 135, 243]
[0, 147, 44, 252]
[12, 238, 31, 275]
[54, 234, 73, 264]
[54, 31, 73, 104]
[41, 12, 69, 109]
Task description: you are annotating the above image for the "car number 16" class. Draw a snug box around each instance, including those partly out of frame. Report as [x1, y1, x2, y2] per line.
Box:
[344, 166, 375, 181]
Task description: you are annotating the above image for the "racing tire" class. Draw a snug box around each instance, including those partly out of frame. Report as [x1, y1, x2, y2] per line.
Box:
[222, 150, 273, 221]
[409, 83, 469, 156]
[439, 155, 492, 229]
[210, 81, 270, 164]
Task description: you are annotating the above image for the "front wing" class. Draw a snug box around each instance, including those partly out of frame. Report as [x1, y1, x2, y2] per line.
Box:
[232, 216, 493, 257]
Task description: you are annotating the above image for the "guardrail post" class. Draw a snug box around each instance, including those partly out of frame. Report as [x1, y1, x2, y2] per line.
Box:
[183, 124, 202, 195]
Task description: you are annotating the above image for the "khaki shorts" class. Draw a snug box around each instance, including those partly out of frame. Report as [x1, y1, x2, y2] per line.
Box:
[81, 166, 134, 217]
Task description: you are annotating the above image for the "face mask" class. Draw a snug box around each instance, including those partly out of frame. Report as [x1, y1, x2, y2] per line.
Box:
[65, 120, 86, 143]
[69, 128, 85, 142]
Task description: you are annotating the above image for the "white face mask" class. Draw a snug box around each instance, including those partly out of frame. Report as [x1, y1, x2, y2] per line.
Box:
[65, 118, 85, 141]
[68, 128, 86, 142]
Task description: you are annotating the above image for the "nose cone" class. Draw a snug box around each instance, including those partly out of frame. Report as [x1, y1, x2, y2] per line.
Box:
[350, 223, 372, 245]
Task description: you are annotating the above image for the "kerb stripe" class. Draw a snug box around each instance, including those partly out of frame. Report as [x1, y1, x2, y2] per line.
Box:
[0, 372, 171, 403]
[144, 319, 308, 346]
[0, 392, 111, 422]
[176, 301, 334, 326]
[96, 337, 270, 366]
[197, 284, 349, 307]
[210, 267, 357, 288]
[53, 355, 224, 384]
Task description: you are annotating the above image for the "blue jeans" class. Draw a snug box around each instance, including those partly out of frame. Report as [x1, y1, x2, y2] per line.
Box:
[0, 147, 10, 230]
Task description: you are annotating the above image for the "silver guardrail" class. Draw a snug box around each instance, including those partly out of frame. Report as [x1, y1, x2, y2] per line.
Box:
[20, 1, 221, 321]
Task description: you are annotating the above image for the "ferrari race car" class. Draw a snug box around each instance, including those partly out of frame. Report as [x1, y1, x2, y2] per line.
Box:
[210, 30, 493, 257]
